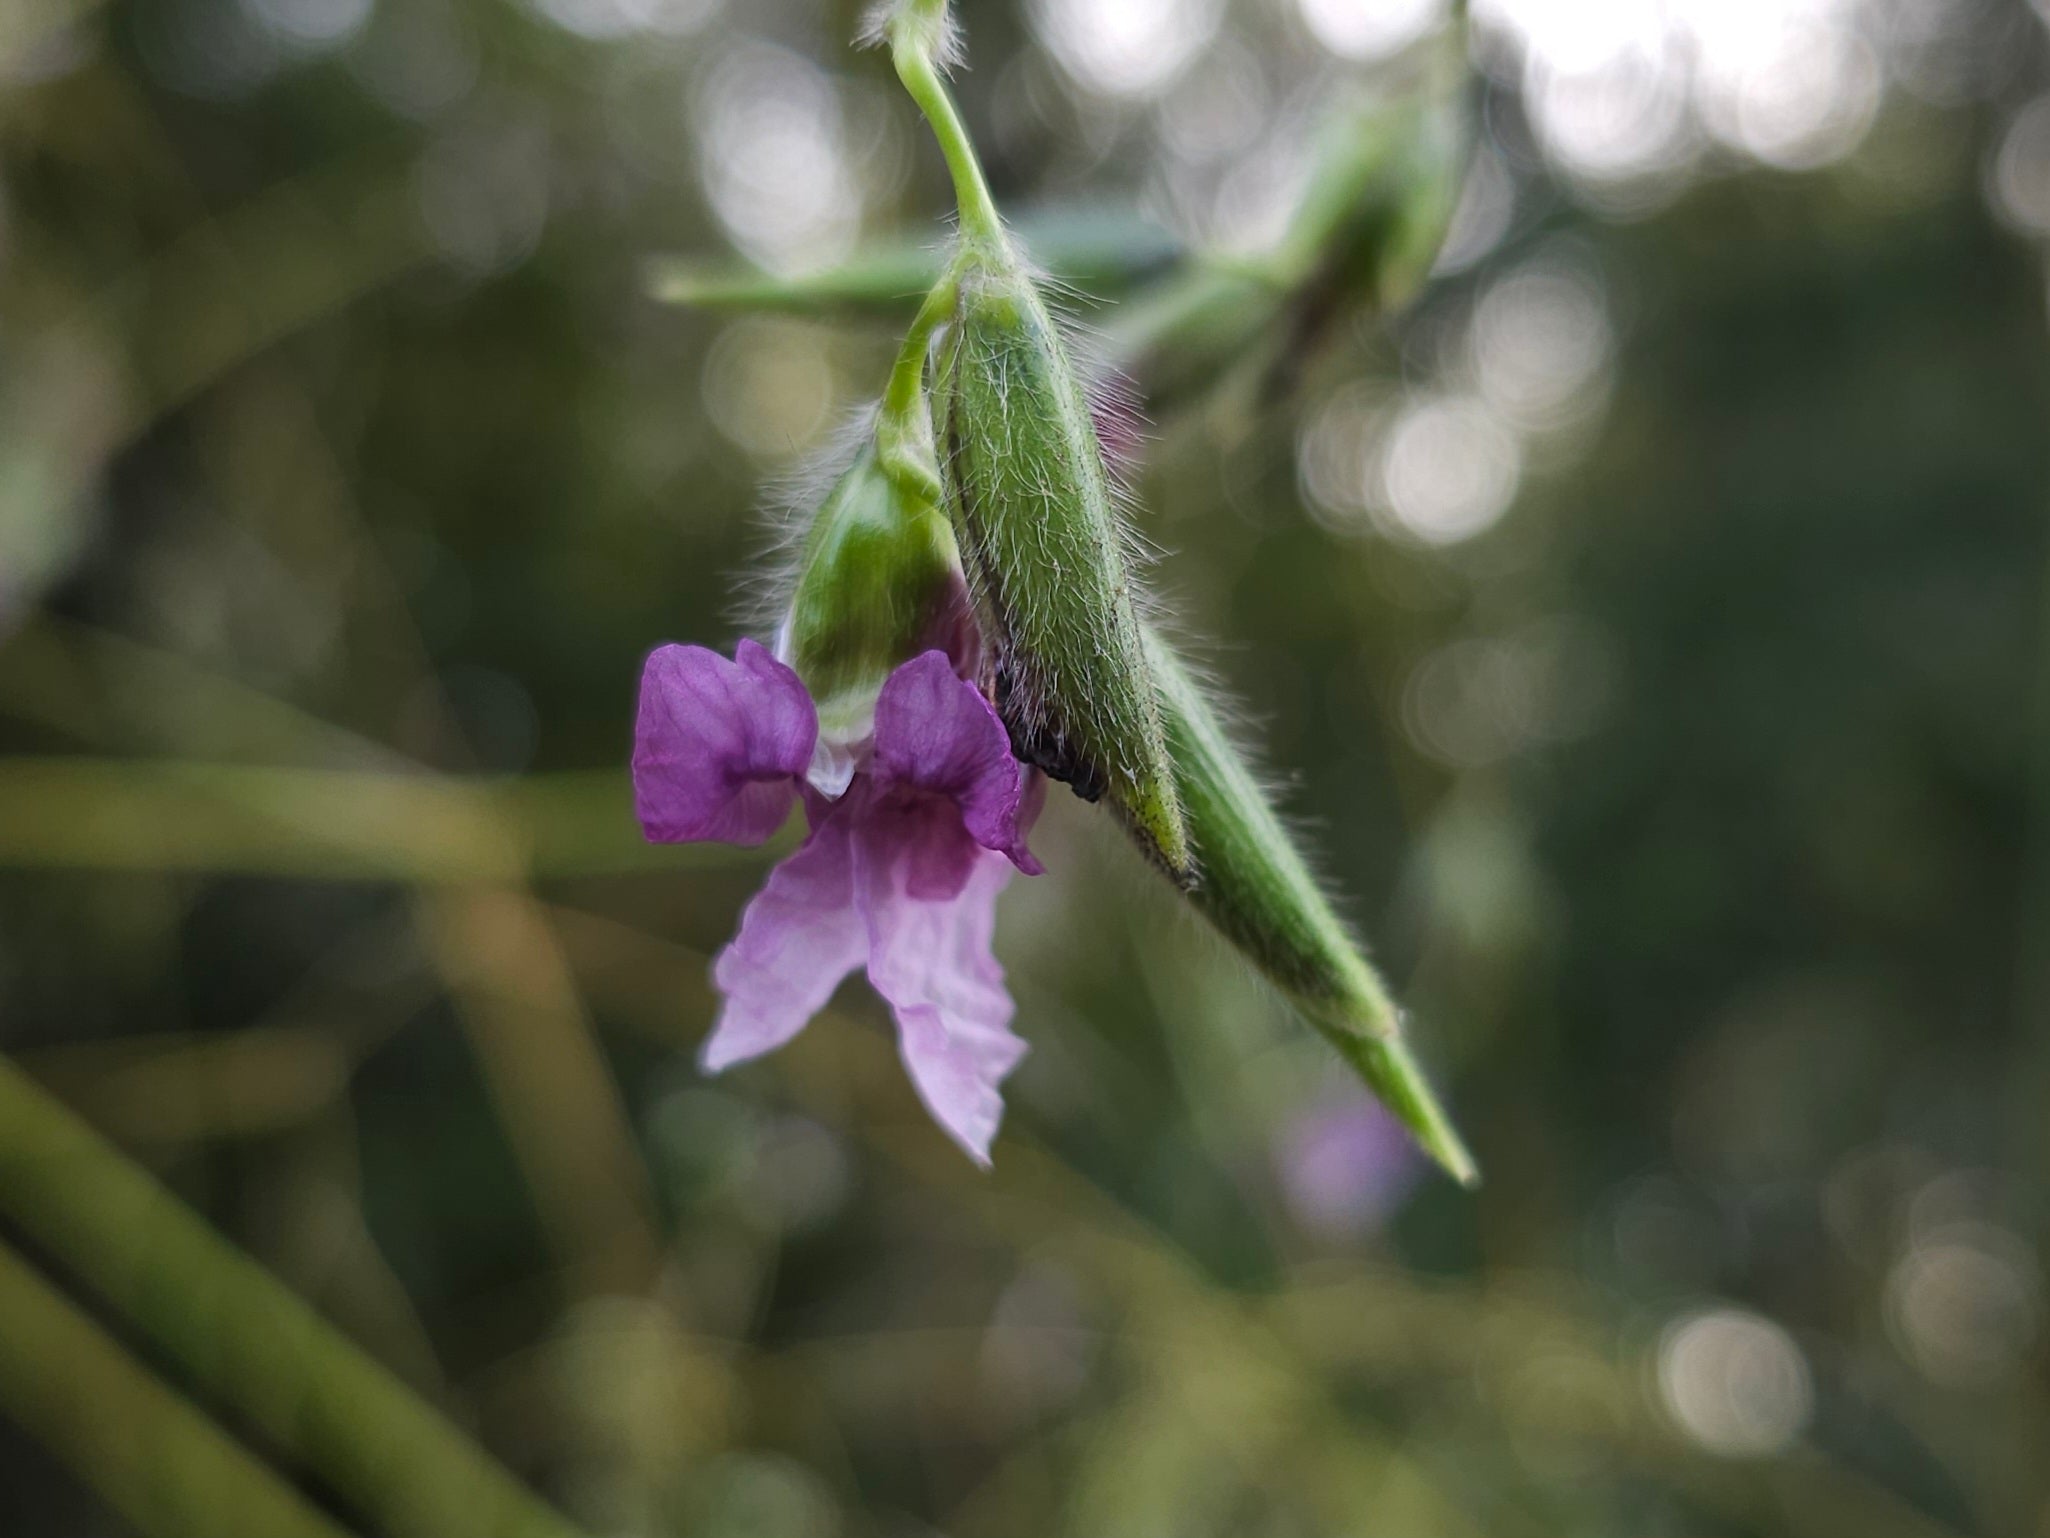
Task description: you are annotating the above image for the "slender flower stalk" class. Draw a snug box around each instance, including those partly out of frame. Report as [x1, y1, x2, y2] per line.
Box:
[875, 0, 1005, 253]
[874, 274, 958, 506]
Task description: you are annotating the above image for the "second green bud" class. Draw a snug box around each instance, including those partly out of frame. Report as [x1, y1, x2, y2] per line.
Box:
[785, 435, 966, 783]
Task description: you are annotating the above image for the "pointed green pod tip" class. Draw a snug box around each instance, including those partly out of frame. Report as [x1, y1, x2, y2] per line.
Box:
[936, 254, 1192, 881]
[1145, 627, 1476, 1185]
[1302, 1001, 1478, 1189]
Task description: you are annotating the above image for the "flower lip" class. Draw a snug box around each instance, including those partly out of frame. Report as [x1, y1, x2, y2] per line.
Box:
[633, 641, 1044, 1168]
[633, 639, 817, 847]
[633, 641, 1041, 873]
[871, 649, 1043, 874]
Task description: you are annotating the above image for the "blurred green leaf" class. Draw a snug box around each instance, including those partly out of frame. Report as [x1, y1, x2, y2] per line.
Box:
[647, 207, 1185, 316]
[0, 1240, 356, 1538]
[0, 1057, 595, 1538]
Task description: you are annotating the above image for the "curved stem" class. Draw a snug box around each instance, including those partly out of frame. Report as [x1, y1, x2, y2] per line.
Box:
[874, 271, 959, 505]
[891, 40, 1006, 251]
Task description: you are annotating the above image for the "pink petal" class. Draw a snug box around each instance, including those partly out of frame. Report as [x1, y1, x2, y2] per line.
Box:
[703, 814, 865, 1071]
[871, 650, 1042, 873]
[634, 640, 816, 846]
[856, 814, 1026, 1166]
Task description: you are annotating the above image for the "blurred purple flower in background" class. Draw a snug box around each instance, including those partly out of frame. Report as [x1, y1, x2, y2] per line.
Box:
[634, 641, 1042, 1165]
[1274, 1084, 1424, 1240]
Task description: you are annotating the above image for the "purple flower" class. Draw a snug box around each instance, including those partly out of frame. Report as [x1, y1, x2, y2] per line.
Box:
[1273, 1086, 1422, 1240]
[634, 640, 1043, 1165]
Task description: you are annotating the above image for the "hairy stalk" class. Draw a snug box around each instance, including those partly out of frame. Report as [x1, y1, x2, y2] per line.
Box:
[882, 2, 1006, 251]
[875, 272, 959, 504]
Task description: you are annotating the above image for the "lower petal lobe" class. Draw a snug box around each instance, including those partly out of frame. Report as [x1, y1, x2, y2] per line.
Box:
[703, 815, 865, 1071]
[855, 818, 1025, 1165]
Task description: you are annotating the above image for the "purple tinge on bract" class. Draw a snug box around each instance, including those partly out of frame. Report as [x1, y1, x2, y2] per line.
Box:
[633, 642, 1041, 1165]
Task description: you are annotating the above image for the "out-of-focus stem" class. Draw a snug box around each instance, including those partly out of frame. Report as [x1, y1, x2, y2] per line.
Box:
[0, 759, 750, 881]
[0, 1240, 354, 1538]
[416, 888, 663, 1299]
[0, 1056, 593, 1538]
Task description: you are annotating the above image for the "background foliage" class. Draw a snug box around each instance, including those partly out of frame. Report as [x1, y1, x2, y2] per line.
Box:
[3, 0, 2049, 1535]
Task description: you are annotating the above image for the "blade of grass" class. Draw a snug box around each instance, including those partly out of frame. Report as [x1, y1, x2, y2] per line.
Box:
[417, 887, 664, 1298]
[0, 758, 759, 881]
[645, 210, 1183, 316]
[0, 1239, 357, 1538]
[0, 1055, 594, 1538]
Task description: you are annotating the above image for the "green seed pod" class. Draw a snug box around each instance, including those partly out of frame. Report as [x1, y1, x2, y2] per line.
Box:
[1145, 627, 1476, 1185]
[936, 255, 1192, 880]
[784, 436, 965, 768]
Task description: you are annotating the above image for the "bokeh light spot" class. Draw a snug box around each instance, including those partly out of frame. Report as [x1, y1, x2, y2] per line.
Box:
[1030, 0, 1222, 100]
[528, 0, 719, 40]
[1532, 46, 1695, 189]
[1378, 394, 1522, 544]
[414, 116, 551, 276]
[1298, 0, 1448, 63]
[240, 0, 373, 52]
[702, 319, 838, 461]
[1471, 255, 1613, 429]
[1887, 1223, 2043, 1388]
[1658, 1308, 1813, 1457]
[1992, 98, 2050, 237]
[695, 43, 861, 275]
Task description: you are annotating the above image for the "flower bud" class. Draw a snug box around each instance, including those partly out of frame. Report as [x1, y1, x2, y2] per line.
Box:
[1145, 628, 1476, 1185]
[1106, 70, 1470, 409]
[784, 437, 969, 790]
[1286, 80, 1469, 317]
[937, 257, 1192, 880]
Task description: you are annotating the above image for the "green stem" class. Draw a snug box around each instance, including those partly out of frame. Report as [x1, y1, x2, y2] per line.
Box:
[0, 1239, 357, 1538]
[0, 1056, 593, 1538]
[874, 273, 959, 504]
[889, 32, 1006, 251]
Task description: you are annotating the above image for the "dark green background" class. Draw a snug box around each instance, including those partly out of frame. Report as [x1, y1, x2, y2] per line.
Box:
[2, 1, 2047, 1534]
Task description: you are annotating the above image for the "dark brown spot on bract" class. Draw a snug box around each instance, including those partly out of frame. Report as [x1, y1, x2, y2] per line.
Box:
[993, 655, 1105, 802]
